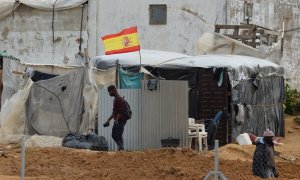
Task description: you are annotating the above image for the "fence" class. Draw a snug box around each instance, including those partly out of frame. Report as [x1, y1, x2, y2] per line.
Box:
[98, 80, 189, 151]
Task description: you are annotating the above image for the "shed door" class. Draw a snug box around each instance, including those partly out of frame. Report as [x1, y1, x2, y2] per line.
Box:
[197, 68, 229, 146]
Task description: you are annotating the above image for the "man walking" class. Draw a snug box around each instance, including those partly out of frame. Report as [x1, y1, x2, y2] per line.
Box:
[104, 85, 128, 151]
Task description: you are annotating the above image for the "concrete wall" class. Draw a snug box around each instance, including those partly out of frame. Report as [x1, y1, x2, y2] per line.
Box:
[3, 1, 299, 90]
[88, 0, 227, 57]
[227, 0, 300, 90]
[0, 4, 88, 65]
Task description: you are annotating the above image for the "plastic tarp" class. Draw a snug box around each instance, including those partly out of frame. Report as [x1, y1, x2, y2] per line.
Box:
[25, 134, 63, 147]
[93, 68, 116, 88]
[230, 75, 285, 138]
[0, 66, 98, 143]
[20, 0, 88, 11]
[119, 68, 144, 89]
[1, 57, 81, 107]
[0, 80, 33, 145]
[92, 49, 191, 70]
[1, 58, 24, 107]
[0, 51, 8, 57]
[156, 54, 284, 87]
[197, 32, 266, 58]
[197, 32, 283, 65]
[0, 0, 19, 21]
[0, 80, 32, 133]
[93, 51, 283, 88]
[25, 67, 97, 137]
[0, 0, 88, 20]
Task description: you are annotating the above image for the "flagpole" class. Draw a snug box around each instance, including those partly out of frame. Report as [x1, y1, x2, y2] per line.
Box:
[138, 49, 143, 133]
[138, 49, 142, 73]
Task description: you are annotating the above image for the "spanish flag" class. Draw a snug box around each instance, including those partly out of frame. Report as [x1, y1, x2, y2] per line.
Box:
[101, 27, 140, 55]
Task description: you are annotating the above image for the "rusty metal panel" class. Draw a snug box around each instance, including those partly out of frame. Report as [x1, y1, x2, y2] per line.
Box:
[197, 68, 229, 145]
[98, 80, 188, 150]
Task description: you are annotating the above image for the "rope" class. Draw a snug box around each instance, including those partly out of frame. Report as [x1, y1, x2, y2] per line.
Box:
[34, 83, 71, 133]
[79, 4, 85, 52]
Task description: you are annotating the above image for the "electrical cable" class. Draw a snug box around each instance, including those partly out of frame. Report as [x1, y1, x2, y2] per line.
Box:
[52, 0, 58, 43]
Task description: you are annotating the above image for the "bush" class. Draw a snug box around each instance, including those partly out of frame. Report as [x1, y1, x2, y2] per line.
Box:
[284, 83, 298, 115]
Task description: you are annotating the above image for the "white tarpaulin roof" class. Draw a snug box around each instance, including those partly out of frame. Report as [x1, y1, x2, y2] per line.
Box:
[92, 49, 191, 69]
[93, 51, 284, 87]
[156, 54, 284, 87]
[0, 0, 88, 20]
[156, 54, 281, 69]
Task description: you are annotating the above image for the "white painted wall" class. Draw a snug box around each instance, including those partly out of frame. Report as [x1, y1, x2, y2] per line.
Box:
[0, 4, 88, 65]
[88, 0, 227, 57]
[3, 1, 299, 91]
[227, 0, 300, 90]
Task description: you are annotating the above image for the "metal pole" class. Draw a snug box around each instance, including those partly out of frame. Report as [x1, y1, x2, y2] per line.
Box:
[204, 140, 227, 180]
[116, 60, 119, 88]
[21, 135, 25, 180]
[138, 50, 142, 73]
[214, 140, 219, 180]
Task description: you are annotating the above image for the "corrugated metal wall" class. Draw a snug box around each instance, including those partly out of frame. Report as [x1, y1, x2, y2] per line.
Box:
[98, 80, 188, 150]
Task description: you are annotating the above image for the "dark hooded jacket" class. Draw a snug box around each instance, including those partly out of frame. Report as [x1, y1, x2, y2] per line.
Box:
[252, 138, 277, 178]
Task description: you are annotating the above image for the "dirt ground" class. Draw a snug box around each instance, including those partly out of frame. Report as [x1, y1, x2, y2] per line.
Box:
[0, 115, 299, 180]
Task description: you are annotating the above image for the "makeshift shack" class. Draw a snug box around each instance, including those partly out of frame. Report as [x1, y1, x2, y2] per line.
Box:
[94, 51, 285, 146]
[0, 55, 98, 144]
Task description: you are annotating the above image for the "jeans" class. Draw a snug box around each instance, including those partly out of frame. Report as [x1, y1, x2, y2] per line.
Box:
[112, 120, 127, 150]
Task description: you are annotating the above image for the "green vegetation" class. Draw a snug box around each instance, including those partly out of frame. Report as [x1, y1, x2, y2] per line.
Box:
[284, 83, 298, 115]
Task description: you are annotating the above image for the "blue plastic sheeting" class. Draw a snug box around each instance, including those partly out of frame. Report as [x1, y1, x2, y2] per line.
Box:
[118, 68, 144, 89]
[0, 51, 8, 57]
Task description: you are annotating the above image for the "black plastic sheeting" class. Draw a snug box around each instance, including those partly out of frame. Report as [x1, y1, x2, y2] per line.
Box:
[62, 132, 109, 151]
[231, 76, 285, 138]
[31, 70, 57, 82]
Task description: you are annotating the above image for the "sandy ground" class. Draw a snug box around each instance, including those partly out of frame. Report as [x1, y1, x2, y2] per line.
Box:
[0, 115, 299, 180]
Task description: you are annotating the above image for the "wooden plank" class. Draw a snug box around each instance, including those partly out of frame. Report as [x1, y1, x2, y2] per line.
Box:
[12, 71, 24, 76]
[215, 24, 252, 29]
[248, 25, 256, 34]
[259, 29, 279, 36]
[223, 34, 257, 40]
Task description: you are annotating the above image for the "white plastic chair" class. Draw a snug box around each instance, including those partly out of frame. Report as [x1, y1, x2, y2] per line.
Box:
[188, 118, 208, 151]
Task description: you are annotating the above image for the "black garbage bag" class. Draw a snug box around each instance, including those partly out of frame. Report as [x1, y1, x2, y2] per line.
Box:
[62, 132, 108, 151]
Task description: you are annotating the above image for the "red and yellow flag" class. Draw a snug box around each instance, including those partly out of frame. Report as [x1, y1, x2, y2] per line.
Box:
[101, 27, 140, 55]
